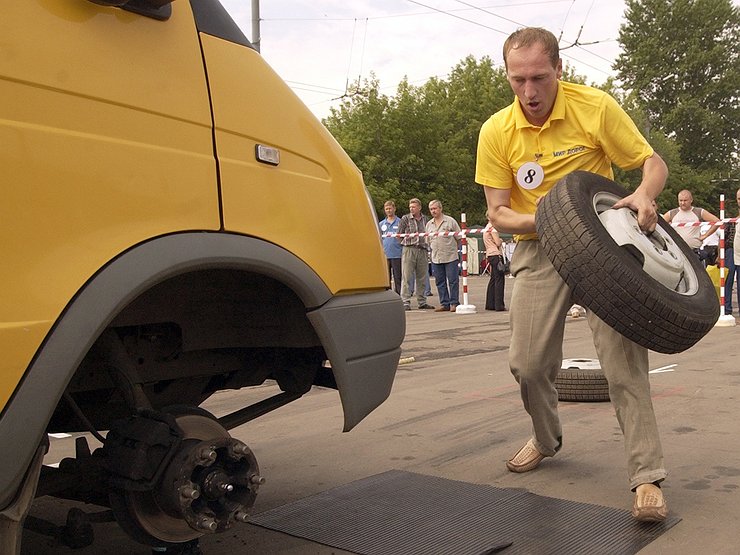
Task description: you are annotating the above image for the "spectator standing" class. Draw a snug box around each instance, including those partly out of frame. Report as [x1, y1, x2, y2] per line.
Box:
[727, 188, 740, 314]
[397, 198, 435, 311]
[702, 223, 722, 300]
[483, 223, 507, 311]
[663, 190, 721, 264]
[504, 241, 516, 273]
[426, 200, 461, 312]
[379, 201, 403, 294]
[475, 27, 670, 522]
[700, 222, 720, 266]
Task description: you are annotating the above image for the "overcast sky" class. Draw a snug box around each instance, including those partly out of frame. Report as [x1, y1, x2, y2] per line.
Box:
[220, 0, 630, 120]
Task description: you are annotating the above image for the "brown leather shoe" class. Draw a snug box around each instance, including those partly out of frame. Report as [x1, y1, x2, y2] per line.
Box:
[434, 305, 450, 312]
[631, 483, 668, 522]
[506, 439, 546, 473]
[450, 305, 458, 312]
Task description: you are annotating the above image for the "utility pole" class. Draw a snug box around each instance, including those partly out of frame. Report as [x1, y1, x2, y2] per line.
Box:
[251, 0, 261, 53]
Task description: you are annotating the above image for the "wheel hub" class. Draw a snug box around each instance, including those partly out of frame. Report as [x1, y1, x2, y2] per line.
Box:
[107, 409, 263, 546]
[595, 196, 700, 295]
[159, 435, 261, 534]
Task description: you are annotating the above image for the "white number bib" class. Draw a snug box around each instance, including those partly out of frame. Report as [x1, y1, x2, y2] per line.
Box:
[516, 162, 545, 190]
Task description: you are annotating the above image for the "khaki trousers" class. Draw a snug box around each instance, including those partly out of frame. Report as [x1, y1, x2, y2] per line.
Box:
[509, 241, 667, 490]
[400, 246, 429, 307]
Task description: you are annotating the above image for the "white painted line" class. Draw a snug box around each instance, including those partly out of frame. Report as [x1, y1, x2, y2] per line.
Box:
[49, 433, 71, 439]
[649, 364, 677, 374]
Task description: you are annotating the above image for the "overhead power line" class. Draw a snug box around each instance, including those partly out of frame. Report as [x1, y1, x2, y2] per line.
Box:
[261, 1, 572, 22]
[260, 0, 619, 109]
[284, 81, 345, 95]
[400, 0, 614, 74]
[449, 0, 525, 27]
[404, 0, 510, 35]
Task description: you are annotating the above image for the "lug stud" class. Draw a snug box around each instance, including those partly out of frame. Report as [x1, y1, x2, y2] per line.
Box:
[197, 447, 217, 465]
[180, 486, 200, 500]
[234, 510, 250, 523]
[196, 517, 217, 532]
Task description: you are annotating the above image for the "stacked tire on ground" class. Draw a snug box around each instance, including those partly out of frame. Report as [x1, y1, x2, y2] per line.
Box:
[556, 360, 609, 402]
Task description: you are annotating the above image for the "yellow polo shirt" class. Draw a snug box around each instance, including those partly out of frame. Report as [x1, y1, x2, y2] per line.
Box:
[475, 80, 653, 240]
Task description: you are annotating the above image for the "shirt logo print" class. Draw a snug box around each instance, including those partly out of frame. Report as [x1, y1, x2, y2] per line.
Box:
[553, 145, 586, 157]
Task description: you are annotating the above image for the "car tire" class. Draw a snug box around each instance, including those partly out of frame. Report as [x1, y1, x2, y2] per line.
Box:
[556, 359, 609, 402]
[536, 171, 718, 354]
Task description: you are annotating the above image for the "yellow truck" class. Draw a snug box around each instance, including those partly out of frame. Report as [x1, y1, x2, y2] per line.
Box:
[0, 0, 404, 550]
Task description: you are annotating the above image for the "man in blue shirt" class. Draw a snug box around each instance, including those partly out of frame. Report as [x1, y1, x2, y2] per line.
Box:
[379, 200, 403, 294]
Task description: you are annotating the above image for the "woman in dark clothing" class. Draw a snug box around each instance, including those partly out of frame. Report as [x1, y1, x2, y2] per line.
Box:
[483, 223, 506, 311]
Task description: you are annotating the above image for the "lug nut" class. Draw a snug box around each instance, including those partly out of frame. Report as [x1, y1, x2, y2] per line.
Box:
[196, 517, 217, 532]
[249, 474, 266, 485]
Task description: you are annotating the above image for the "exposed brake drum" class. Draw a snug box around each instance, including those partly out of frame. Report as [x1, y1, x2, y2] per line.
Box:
[107, 406, 263, 547]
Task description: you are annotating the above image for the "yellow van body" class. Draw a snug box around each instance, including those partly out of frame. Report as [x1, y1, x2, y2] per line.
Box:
[0, 0, 403, 549]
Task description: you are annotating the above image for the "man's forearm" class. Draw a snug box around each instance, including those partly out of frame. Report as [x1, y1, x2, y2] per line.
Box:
[484, 187, 536, 235]
[488, 206, 536, 235]
[636, 153, 669, 200]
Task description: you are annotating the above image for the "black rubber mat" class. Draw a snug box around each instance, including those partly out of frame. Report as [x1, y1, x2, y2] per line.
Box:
[250, 469, 680, 555]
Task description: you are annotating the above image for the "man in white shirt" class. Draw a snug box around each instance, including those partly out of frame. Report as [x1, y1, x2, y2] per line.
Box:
[426, 200, 461, 312]
[663, 190, 720, 264]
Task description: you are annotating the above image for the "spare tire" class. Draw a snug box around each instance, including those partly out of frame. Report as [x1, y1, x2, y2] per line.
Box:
[556, 359, 609, 402]
[536, 171, 718, 354]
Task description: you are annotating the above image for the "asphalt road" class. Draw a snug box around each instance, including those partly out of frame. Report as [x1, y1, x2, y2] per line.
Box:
[23, 275, 740, 554]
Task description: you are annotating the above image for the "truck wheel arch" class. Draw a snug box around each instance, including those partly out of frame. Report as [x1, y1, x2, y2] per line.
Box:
[0, 232, 332, 510]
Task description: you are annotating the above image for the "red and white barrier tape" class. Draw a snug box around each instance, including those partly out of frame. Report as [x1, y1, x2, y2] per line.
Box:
[385, 216, 740, 238]
[670, 216, 739, 228]
[384, 228, 488, 239]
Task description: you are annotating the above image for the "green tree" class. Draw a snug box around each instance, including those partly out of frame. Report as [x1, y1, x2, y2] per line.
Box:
[615, 0, 740, 174]
[421, 56, 512, 224]
[325, 57, 515, 224]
